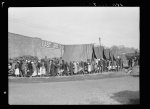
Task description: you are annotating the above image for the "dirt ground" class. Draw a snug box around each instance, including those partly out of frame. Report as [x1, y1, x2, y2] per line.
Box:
[8, 71, 139, 105]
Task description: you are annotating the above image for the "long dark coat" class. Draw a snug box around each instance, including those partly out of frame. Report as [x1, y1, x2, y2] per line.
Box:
[27, 62, 33, 76]
[69, 62, 74, 75]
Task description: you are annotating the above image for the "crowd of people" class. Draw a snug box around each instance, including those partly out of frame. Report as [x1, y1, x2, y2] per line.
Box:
[8, 55, 139, 77]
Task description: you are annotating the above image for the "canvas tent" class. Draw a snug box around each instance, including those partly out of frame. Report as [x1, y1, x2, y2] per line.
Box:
[62, 44, 96, 62]
[8, 32, 62, 59]
[94, 46, 104, 59]
[104, 48, 111, 60]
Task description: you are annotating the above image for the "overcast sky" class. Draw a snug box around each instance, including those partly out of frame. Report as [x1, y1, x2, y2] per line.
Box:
[8, 7, 139, 49]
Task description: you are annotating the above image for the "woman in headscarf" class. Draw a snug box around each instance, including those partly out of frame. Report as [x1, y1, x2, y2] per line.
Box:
[40, 62, 46, 77]
[31, 62, 37, 77]
[15, 62, 20, 77]
[88, 62, 92, 74]
[21, 60, 27, 77]
[73, 62, 78, 75]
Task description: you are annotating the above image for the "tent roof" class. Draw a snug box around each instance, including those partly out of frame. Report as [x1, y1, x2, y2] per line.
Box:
[94, 46, 104, 59]
[104, 48, 111, 60]
[62, 44, 95, 62]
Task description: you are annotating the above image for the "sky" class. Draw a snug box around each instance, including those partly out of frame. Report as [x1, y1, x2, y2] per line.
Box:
[8, 7, 139, 49]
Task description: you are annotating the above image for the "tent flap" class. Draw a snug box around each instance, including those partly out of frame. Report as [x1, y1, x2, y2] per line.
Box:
[62, 44, 95, 62]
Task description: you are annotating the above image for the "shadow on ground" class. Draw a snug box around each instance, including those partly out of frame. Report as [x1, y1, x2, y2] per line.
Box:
[111, 90, 140, 104]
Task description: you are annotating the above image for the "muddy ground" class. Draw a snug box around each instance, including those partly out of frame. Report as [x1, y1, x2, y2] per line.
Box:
[9, 71, 139, 105]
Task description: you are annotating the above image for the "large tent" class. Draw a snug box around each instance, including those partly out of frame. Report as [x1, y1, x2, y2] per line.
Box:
[94, 46, 104, 59]
[62, 44, 96, 62]
[104, 48, 111, 60]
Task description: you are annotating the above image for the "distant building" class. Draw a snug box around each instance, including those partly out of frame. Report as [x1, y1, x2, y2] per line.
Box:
[8, 32, 64, 59]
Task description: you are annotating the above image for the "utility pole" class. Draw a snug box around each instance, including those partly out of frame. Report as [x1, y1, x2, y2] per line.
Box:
[99, 37, 101, 59]
[99, 37, 101, 47]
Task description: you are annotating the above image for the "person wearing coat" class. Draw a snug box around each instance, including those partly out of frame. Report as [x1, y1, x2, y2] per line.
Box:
[31, 62, 37, 77]
[102, 59, 106, 72]
[11, 62, 16, 75]
[27, 61, 33, 77]
[50, 60, 55, 76]
[15, 62, 20, 77]
[88, 62, 92, 74]
[21, 61, 27, 77]
[39, 62, 46, 76]
[69, 62, 74, 75]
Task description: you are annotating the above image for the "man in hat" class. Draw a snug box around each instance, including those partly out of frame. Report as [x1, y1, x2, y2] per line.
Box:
[116, 56, 120, 72]
[102, 58, 106, 72]
[21, 60, 27, 77]
[37, 60, 41, 76]
[27, 61, 33, 77]
[50, 60, 55, 76]
[69, 61, 74, 76]
[64, 62, 69, 76]
[19, 60, 23, 77]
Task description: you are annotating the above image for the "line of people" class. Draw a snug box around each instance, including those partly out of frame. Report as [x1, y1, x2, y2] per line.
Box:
[8, 57, 124, 77]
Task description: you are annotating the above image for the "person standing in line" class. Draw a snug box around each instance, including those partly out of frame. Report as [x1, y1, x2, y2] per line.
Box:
[21, 60, 27, 77]
[28, 61, 33, 77]
[69, 61, 74, 76]
[63, 62, 68, 76]
[87, 62, 91, 74]
[31, 62, 37, 77]
[37, 60, 41, 76]
[15, 62, 20, 77]
[106, 60, 109, 72]
[54, 62, 58, 76]
[40, 62, 46, 77]
[48, 60, 52, 76]
[18, 61, 22, 77]
[11, 61, 16, 75]
[45, 59, 50, 76]
[100, 59, 103, 73]
[116, 58, 119, 72]
[102, 59, 105, 72]
[73, 62, 78, 75]
[50, 60, 55, 76]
